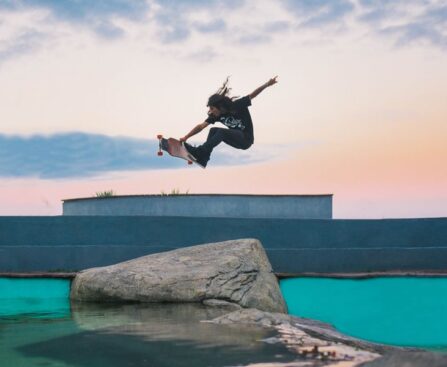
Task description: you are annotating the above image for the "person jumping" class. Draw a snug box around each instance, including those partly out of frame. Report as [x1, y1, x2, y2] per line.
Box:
[180, 76, 278, 167]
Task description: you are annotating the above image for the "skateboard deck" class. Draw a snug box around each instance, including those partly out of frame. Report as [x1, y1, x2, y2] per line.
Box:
[157, 135, 205, 169]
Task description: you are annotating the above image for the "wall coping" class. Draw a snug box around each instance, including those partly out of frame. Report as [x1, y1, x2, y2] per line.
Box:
[63, 194, 334, 202]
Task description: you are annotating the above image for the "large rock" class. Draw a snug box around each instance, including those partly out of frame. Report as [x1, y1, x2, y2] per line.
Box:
[70, 239, 287, 313]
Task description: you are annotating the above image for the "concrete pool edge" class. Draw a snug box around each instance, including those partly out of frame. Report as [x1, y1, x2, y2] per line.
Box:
[276, 271, 447, 279]
[0, 272, 77, 279]
[3, 271, 447, 280]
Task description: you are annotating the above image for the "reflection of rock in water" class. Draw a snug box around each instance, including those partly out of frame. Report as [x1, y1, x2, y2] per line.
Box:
[18, 304, 298, 367]
[71, 302, 271, 349]
[67, 305, 384, 366]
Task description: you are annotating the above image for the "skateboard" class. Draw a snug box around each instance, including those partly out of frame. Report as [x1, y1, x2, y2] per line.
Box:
[157, 135, 205, 168]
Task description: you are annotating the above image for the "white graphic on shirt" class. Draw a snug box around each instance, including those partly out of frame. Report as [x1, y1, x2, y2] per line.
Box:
[220, 116, 245, 130]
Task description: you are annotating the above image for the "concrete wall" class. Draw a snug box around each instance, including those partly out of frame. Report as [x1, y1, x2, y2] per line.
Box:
[1, 216, 446, 274]
[62, 194, 333, 219]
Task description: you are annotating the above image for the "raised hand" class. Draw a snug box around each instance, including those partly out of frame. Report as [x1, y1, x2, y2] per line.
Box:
[266, 76, 278, 87]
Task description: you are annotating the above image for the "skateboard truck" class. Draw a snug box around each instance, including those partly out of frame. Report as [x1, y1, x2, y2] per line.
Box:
[157, 135, 164, 156]
[157, 134, 194, 165]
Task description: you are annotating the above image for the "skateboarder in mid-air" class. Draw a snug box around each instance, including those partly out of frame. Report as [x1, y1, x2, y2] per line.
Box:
[180, 76, 278, 167]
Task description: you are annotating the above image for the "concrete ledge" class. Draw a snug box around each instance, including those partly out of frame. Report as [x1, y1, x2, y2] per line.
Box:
[62, 194, 333, 219]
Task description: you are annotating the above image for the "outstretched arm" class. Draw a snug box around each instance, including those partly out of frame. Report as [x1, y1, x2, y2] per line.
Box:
[180, 121, 209, 142]
[249, 76, 278, 100]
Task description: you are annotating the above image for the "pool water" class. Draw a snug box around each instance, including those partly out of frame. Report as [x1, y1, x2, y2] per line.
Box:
[0, 278, 297, 367]
[0, 278, 70, 319]
[4, 276, 447, 366]
[280, 277, 447, 349]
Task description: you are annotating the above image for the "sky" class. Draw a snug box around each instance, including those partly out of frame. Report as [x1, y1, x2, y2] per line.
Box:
[0, 0, 446, 218]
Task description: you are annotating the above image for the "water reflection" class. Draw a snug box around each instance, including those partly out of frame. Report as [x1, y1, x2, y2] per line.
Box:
[72, 303, 265, 348]
[0, 298, 70, 319]
[5, 303, 298, 367]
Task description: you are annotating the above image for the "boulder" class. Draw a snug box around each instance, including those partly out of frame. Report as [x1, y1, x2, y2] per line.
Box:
[70, 239, 287, 313]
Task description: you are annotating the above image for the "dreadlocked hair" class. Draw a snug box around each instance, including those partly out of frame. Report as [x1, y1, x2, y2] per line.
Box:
[216, 76, 232, 96]
[207, 76, 238, 114]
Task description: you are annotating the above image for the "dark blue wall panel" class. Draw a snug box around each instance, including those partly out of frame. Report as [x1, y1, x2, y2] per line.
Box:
[1, 216, 446, 273]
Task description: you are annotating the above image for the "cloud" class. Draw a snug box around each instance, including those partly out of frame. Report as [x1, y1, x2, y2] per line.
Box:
[194, 19, 226, 34]
[281, 0, 447, 50]
[0, 133, 158, 178]
[0, 7, 51, 63]
[263, 21, 290, 33]
[382, 22, 447, 49]
[187, 47, 218, 62]
[0, 1, 141, 65]
[357, 0, 447, 50]
[0, 1, 16, 10]
[152, 0, 242, 43]
[0, 31, 45, 62]
[155, 18, 191, 43]
[16, 0, 148, 24]
[0, 132, 300, 179]
[237, 33, 271, 45]
[1, 0, 447, 66]
[283, 0, 354, 28]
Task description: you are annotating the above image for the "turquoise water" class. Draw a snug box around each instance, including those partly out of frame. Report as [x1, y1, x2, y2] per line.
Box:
[280, 277, 447, 348]
[0, 278, 297, 367]
[4, 276, 447, 366]
[0, 278, 70, 319]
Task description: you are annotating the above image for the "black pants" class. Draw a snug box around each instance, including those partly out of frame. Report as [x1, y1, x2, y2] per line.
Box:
[201, 127, 252, 157]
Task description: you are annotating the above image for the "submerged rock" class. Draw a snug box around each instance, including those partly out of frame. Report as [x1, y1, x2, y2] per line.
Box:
[207, 309, 429, 366]
[208, 309, 401, 355]
[207, 309, 447, 367]
[70, 239, 287, 313]
[359, 351, 447, 367]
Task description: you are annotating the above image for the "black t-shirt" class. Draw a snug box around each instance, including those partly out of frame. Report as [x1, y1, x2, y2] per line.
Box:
[205, 95, 254, 144]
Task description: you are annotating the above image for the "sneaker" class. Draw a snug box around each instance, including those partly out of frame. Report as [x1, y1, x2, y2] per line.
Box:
[195, 153, 209, 168]
[183, 143, 209, 168]
[194, 147, 211, 167]
[183, 142, 199, 159]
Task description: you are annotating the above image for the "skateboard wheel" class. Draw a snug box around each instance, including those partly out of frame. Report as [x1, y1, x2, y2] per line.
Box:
[157, 134, 163, 139]
[157, 151, 163, 156]
[188, 161, 193, 165]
